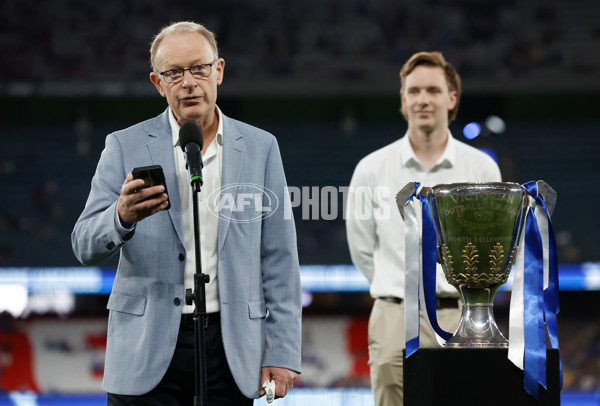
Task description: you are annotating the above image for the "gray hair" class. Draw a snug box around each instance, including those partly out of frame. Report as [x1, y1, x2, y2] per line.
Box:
[150, 21, 219, 71]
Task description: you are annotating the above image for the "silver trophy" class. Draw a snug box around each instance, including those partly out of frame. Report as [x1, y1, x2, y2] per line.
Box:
[427, 182, 528, 347]
[398, 181, 557, 347]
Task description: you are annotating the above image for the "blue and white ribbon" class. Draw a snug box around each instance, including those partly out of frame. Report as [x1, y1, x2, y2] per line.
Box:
[403, 182, 452, 357]
[508, 181, 561, 399]
[403, 185, 422, 356]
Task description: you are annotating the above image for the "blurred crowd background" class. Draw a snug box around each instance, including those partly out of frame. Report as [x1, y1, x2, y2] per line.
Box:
[1, 0, 599, 398]
[1, 0, 599, 95]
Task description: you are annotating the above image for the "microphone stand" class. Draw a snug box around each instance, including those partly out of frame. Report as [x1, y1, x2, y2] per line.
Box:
[185, 176, 209, 406]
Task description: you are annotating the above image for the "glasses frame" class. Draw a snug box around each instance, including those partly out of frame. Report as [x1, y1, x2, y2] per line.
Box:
[158, 60, 218, 84]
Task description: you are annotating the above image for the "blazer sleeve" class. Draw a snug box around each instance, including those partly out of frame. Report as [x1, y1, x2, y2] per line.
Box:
[260, 137, 302, 373]
[72, 132, 132, 265]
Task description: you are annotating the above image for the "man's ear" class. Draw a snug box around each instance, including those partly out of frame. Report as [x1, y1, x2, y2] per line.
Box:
[399, 90, 408, 119]
[150, 72, 166, 97]
[447, 90, 457, 111]
[215, 58, 225, 86]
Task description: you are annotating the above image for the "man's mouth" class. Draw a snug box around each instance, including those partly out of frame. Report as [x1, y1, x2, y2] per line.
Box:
[180, 96, 201, 104]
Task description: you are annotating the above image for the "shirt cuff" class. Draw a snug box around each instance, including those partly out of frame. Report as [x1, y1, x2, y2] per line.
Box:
[114, 204, 136, 238]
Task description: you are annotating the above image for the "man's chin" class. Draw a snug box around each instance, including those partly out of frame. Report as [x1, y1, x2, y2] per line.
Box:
[416, 123, 435, 133]
[177, 107, 205, 122]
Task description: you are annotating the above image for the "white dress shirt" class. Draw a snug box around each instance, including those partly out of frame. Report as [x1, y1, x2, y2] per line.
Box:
[346, 131, 502, 299]
[169, 108, 223, 314]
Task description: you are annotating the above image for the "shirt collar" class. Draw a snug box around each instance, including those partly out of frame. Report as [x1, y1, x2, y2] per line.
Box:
[169, 106, 224, 148]
[400, 130, 456, 169]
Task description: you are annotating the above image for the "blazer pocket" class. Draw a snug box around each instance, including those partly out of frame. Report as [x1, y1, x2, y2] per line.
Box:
[248, 299, 267, 319]
[107, 292, 147, 316]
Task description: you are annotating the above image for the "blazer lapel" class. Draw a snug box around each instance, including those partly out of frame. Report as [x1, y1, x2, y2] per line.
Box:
[218, 114, 245, 251]
[145, 109, 185, 245]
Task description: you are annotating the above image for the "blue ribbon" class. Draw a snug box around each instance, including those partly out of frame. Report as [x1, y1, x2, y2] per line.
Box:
[524, 181, 563, 389]
[406, 337, 420, 357]
[523, 206, 545, 398]
[406, 182, 453, 342]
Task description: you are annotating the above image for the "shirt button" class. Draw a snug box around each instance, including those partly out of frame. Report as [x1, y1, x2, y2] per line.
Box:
[178, 253, 185, 261]
[174, 297, 181, 306]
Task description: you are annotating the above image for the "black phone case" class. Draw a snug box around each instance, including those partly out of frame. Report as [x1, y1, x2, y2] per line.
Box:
[131, 165, 171, 210]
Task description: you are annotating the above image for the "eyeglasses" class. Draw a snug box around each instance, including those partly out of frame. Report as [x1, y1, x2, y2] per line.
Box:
[158, 60, 217, 84]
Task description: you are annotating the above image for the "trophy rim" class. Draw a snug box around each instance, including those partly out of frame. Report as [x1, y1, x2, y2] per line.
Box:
[428, 182, 526, 196]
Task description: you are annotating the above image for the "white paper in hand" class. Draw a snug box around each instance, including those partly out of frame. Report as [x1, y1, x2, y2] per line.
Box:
[262, 379, 276, 403]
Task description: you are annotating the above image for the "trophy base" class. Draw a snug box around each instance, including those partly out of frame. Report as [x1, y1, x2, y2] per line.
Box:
[444, 303, 508, 348]
[404, 348, 561, 406]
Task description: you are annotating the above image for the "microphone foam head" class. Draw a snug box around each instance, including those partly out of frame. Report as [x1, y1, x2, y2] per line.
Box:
[179, 121, 203, 151]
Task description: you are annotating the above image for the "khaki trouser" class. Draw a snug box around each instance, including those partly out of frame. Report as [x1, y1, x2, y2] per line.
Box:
[368, 299, 461, 406]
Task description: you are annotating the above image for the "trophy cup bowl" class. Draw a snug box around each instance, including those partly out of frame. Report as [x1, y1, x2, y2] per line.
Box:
[427, 182, 527, 347]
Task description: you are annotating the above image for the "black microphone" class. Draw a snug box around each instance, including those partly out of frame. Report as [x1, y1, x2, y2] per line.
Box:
[179, 121, 204, 191]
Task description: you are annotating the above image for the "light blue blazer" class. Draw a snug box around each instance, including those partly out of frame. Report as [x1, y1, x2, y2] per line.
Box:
[72, 109, 302, 398]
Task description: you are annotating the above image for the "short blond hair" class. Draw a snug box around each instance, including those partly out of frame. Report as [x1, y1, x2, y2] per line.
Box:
[150, 21, 219, 71]
[400, 51, 462, 122]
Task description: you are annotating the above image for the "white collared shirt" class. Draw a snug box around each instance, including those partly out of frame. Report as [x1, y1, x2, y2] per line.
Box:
[169, 108, 223, 314]
[346, 131, 502, 299]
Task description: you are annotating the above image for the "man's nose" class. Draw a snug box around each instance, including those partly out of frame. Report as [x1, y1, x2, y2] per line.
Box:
[417, 91, 429, 104]
[181, 69, 196, 87]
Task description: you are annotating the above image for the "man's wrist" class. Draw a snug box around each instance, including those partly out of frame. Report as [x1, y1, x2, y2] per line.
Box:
[118, 215, 134, 229]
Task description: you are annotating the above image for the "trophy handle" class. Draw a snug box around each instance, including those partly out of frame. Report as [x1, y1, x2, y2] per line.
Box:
[396, 182, 418, 220]
[536, 180, 557, 216]
[396, 183, 442, 263]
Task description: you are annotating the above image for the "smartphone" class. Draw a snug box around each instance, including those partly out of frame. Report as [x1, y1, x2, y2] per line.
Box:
[131, 165, 171, 210]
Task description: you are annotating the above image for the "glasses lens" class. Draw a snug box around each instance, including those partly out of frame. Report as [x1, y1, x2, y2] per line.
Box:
[163, 70, 183, 83]
[190, 65, 210, 78]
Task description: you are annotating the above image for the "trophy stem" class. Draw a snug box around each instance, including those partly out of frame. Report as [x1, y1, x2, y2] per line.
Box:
[445, 285, 508, 348]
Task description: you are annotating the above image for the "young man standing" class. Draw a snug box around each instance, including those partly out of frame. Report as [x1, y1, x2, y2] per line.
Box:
[346, 51, 501, 405]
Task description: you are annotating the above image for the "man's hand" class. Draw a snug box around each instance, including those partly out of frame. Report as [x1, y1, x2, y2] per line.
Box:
[260, 367, 298, 399]
[117, 172, 169, 224]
